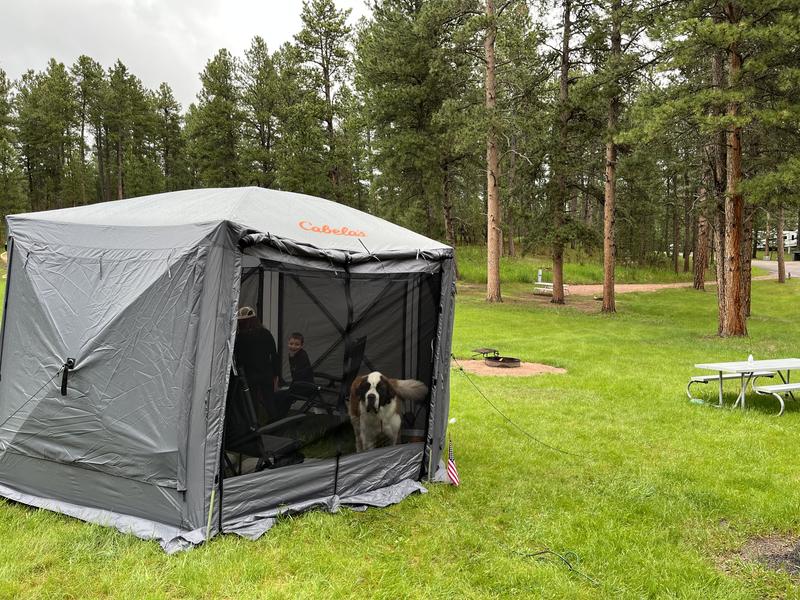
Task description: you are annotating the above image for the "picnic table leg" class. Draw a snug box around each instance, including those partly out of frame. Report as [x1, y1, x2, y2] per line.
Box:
[734, 373, 748, 410]
[717, 373, 724, 407]
[775, 370, 796, 402]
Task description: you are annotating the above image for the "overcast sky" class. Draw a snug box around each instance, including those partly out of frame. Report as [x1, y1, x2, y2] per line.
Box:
[0, 0, 370, 109]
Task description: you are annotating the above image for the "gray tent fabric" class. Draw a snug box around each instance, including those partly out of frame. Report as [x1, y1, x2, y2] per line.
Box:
[224, 478, 427, 541]
[7, 187, 446, 259]
[0, 481, 204, 554]
[0, 187, 455, 551]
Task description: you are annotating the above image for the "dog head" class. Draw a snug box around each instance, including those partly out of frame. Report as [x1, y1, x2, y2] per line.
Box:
[354, 372, 396, 414]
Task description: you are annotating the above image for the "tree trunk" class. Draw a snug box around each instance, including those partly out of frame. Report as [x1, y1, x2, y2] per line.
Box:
[323, 63, 338, 190]
[485, 0, 502, 302]
[506, 136, 517, 258]
[673, 199, 680, 274]
[694, 185, 710, 290]
[79, 97, 87, 205]
[721, 6, 746, 336]
[425, 199, 434, 235]
[96, 127, 105, 203]
[582, 193, 590, 225]
[714, 222, 726, 332]
[683, 181, 691, 272]
[103, 125, 112, 201]
[116, 140, 124, 200]
[602, 0, 621, 314]
[442, 163, 460, 279]
[710, 28, 727, 334]
[765, 211, 770, 258]
[741, 206, 753, 317]
[723, 111, 746, 335]
[552, 0, 572, 305]
[777, 204, 786, 283]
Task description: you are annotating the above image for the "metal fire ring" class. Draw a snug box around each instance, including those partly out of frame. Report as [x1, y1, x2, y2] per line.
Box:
[484, 356, 521, 368]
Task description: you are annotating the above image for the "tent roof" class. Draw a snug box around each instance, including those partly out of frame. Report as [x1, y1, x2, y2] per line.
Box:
[7, 187, 450, 256]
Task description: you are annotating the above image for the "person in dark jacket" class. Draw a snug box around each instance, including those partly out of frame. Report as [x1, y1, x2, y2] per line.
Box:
[231, 306, 291, 423]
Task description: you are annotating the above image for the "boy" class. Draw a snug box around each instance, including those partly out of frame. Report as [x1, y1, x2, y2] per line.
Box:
[287, 332, 314, 384]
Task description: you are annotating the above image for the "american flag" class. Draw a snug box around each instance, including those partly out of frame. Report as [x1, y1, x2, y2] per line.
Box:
[447, 436, 460, 486]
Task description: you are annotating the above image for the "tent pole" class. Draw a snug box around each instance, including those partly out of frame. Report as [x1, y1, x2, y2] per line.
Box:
[0, 237, 14, 380]
[277, 273, 284, 365]
[257, 267, 264, 323]
[206, 486, 216, 540]
[420, 269, 445, 480]
[340, 259, 354, 411]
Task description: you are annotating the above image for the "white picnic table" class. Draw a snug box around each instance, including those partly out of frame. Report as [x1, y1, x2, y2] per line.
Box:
[693, 358, 800, 412]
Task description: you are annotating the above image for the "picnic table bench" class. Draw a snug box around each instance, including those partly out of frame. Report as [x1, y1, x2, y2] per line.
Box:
[752, 376, 800, 416]
[533, 281, 569, 296]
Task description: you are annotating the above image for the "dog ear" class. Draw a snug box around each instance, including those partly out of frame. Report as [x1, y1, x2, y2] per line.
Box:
[379, 375, 397, 404]
[350, 375, 364, 401]
[349, 375, 364, 417]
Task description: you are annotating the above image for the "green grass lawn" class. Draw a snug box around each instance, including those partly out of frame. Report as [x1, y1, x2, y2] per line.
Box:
[1, 277, 800, 598]
[456, 245, 770, 284]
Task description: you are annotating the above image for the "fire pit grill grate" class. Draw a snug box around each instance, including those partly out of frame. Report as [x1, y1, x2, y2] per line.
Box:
[471, 347, 521, 368]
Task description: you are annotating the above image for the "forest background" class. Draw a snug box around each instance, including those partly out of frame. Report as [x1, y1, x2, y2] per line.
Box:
[0, 0, 798, 334]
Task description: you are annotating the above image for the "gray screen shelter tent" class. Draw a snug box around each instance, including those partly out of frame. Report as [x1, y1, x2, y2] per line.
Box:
[0, 187, 456, 552]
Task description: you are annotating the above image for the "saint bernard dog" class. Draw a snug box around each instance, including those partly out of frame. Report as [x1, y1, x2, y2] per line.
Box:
[349, 372, 428, 452]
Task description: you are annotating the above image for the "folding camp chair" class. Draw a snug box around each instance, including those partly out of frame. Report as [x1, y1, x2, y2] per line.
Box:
[286, 380, 329, 414]
[224, 363, 305, 475]
[313, 336, 367, 412]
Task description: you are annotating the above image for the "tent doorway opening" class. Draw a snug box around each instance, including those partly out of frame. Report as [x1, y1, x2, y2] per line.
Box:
[222, 255, 442, 478]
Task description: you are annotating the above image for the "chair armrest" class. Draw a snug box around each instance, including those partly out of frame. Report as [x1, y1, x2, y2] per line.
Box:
[256, 413, 305, 435]
[288, 381, 321, 394]
[313, 372, 340, 387]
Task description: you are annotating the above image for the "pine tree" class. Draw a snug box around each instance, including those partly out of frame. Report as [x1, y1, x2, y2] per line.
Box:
[551, 0, 573, 305]
[0, 69, 27, 239]
[634, 0, 800, 334]
[272, 42, 329, 196]
[331, 85, 369, 209]
[70, 56, 104, 204]
[105, 61, 134, 199]
[601, 0, 622, 313]
[15, 60, 78, 211]
[104, 61, 162, 199]
[356, 0, 482, 240]
[187, 49, 243, 187]
[296, 0, 352, 199]
[484, 0, 502, 302]
[239, 36, 279, 188]
[154, 82, 188, 192]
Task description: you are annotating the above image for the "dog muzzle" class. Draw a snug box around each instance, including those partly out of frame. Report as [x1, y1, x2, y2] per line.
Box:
[366, 394, 378, 413]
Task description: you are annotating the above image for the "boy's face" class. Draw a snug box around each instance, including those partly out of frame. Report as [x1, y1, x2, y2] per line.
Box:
[288, 337, 303, 357]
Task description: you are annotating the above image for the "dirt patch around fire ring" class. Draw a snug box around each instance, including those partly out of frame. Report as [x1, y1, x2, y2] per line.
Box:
[454, 359, 566, 377]
[722, 534, 800, 577]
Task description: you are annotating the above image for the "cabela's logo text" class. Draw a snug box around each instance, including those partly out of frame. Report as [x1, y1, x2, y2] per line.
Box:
[298, 221, 367, 237]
